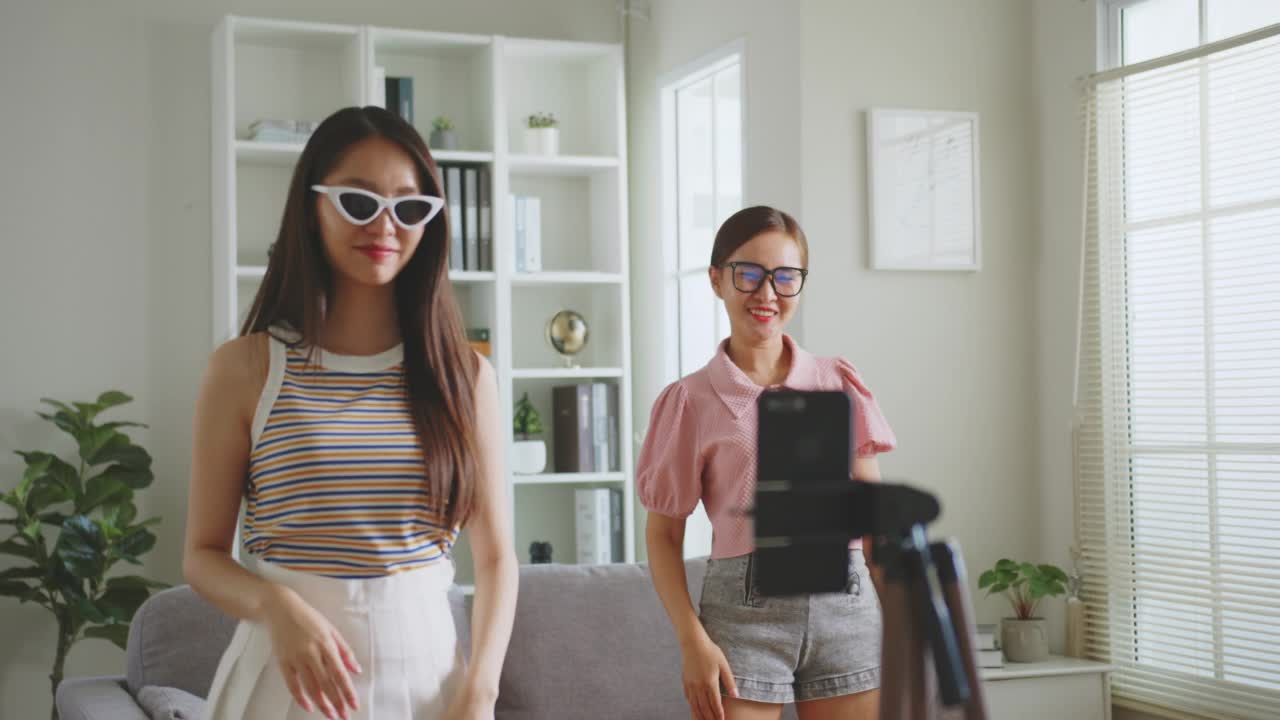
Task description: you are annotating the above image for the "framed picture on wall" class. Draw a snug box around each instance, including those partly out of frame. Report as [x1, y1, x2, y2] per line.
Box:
[866, 108, 981, 271]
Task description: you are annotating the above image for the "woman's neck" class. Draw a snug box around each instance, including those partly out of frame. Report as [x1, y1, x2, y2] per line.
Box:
[726, 333, 790, 387]
[319, 280, 401, 356]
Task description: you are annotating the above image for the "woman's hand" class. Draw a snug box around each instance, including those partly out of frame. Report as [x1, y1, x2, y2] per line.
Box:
[681, 632, 739, 720]
[262, 585, 361, 720]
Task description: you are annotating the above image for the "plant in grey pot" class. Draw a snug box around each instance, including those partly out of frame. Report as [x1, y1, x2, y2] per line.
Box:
[0, 392, 167, 720]
[978, 558, 1068, 663]
[429, 115, 458, 151]
[511, 393, 546, 474]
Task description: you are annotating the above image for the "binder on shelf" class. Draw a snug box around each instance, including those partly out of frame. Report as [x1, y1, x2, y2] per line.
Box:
[575, 488, 612, 565]
[610, 487, 623, 562]
[384, 76, 413, 125]
[591, 384, 609, 473]
[524, 195, 542, 272]
[512, 194, 526, 273]
[509, 194, 542, 273]
[478, 167, 492, 271]
[463, 167, 479, 271]
[553, 385, 594, 473]
[446, 165, 464, 271]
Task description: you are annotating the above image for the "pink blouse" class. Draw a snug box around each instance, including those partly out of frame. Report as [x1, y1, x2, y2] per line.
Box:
[636, 335, 896, 559]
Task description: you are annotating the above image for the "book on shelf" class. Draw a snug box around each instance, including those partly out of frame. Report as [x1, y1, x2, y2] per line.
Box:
[975, 623, 998, 651]
[463, 166, 479, 271]
[552, 382, 620, 474]
[510, 193, 542, 272]
[445, 165, 464, 271]
[610, 487, 623, 562]
[478, 166, 492, 271]
[574, 488, 613, 565]
[466, 328, 491, 357]
[385, 76, 413, 125]
[978, 648, 1004, 669]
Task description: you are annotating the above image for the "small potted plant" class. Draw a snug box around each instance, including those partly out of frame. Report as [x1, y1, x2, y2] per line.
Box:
[978, 559, 1068, 662]
[525, 112, 559, 155]
[512, 392, 546, 474]
[430, 115, 458, 150]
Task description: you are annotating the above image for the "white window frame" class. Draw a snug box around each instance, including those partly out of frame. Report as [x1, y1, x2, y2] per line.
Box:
[1100, 0, 1213, 70]
[659, 39, 746, 383]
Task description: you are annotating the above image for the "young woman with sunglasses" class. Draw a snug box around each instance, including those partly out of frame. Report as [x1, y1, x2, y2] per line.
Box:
[638, 206, 897, 720]
[185, 106, 517, 720]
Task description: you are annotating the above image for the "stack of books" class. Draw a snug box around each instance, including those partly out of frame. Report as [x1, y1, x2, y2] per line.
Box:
[552, 383, 620, 474]
[440, 164, 493, 272]
[975, 624, 1003, 668]
[574, 487, 624, 564]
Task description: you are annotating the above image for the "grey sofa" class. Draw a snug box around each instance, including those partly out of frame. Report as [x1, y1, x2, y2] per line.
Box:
[56, 559, 801, 719]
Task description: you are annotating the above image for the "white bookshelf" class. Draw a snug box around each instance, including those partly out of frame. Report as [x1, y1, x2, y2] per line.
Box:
[212, 16, 632, 585]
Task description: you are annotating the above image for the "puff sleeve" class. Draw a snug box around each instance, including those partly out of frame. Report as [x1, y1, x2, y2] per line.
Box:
[836, 358, 897, 458]
[635, 382, 703, 518]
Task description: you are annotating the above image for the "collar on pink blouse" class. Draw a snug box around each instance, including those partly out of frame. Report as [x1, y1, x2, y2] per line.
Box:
[707, 334, 820, 418]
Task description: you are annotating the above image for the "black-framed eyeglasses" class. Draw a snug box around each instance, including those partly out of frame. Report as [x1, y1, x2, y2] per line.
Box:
[722, 261, 808, 297]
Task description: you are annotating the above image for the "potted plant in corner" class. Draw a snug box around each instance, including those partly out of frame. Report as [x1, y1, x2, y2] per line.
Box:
[525, 112, 559, 155]
[978, 558, 1068, 663]
[0, 392, 167, 720]
[430, 114, 458, 150]
[511, 392, 546, 474]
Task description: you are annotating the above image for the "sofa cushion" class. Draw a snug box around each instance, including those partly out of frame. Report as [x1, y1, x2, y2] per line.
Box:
[136, 685, 205, 720]
[126, 586, 237, 698]
[493, 559, 706, 720]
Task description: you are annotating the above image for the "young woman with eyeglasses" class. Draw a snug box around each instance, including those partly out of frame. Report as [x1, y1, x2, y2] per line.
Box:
[184, 106, 517, 720]
[637, 206, 896, 720]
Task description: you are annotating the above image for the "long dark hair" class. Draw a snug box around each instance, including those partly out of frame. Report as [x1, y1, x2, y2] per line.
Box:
[709, 205, 810, 268]
[241, 106, 478, 529]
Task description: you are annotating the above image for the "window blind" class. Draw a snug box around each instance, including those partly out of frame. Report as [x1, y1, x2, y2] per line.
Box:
[1075, 22, 1280, 720]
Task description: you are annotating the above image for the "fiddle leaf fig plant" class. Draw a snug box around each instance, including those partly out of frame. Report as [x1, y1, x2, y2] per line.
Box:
[978, 558, 1068, 620]
[1, 391, 167, 719]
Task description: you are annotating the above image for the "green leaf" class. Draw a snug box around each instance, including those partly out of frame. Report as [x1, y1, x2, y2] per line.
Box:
[100, 502, 136, 529]
[78, 427, 124, 467]
[0, 566, 43, 581]
[96, 583, 150, 622]
[80, 475, 132, 515]
[87, 462, 152, 492]
[74, 595, 109, 624]
[83, 623, 130, 650]
[51, 560, 86, 600]
[106, 575, 167, 591]
[0, 537, 37, 561]
[1039, 564, 1068, 583]
[0, 579, 41, 602]
[26, 455, 81, 511]
[39, 511, 70, 527]
[86, 437, 152, 479]
[978, 570, 995, 589]
[995, 559, 1018, 572]
[21, 517, 41, 540]
[990, 582, 1009, 593]
[56, 515, 106, 578]
[1019, 562, 1038, 578]
[14, 451, 54, 505]
[116, 527, 156, 560]
[37, 410, 82, 437]
[39, 398, 82, 427]
[71, 391, 133, 425]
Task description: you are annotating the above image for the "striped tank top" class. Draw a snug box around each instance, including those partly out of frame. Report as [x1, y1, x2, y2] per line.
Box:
[243, 333, 457, 579]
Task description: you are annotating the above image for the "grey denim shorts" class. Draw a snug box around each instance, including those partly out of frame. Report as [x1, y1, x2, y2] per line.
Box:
[697, 549, 882, 704]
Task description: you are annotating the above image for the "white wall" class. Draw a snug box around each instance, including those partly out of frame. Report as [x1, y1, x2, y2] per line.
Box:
[0, 2, 618, 717]
[1032, 0, 1099, 665]
[797, 0, 1041, 629]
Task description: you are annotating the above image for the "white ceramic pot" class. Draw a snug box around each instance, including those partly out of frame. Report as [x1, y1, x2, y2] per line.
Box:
[524, 127, 559, 155]
[1002, 618, 1049, 663]
[512, 440, 547, 474]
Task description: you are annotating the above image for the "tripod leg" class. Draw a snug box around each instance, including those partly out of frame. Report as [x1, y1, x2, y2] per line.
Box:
[933, 540, 989, 720]
[878, 576, 912, 720]
[906, 571, 931, 720]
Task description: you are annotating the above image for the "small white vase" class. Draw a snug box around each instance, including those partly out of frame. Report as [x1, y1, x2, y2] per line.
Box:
[524, 127, 559, 155]
[512, 440, 547, 474]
